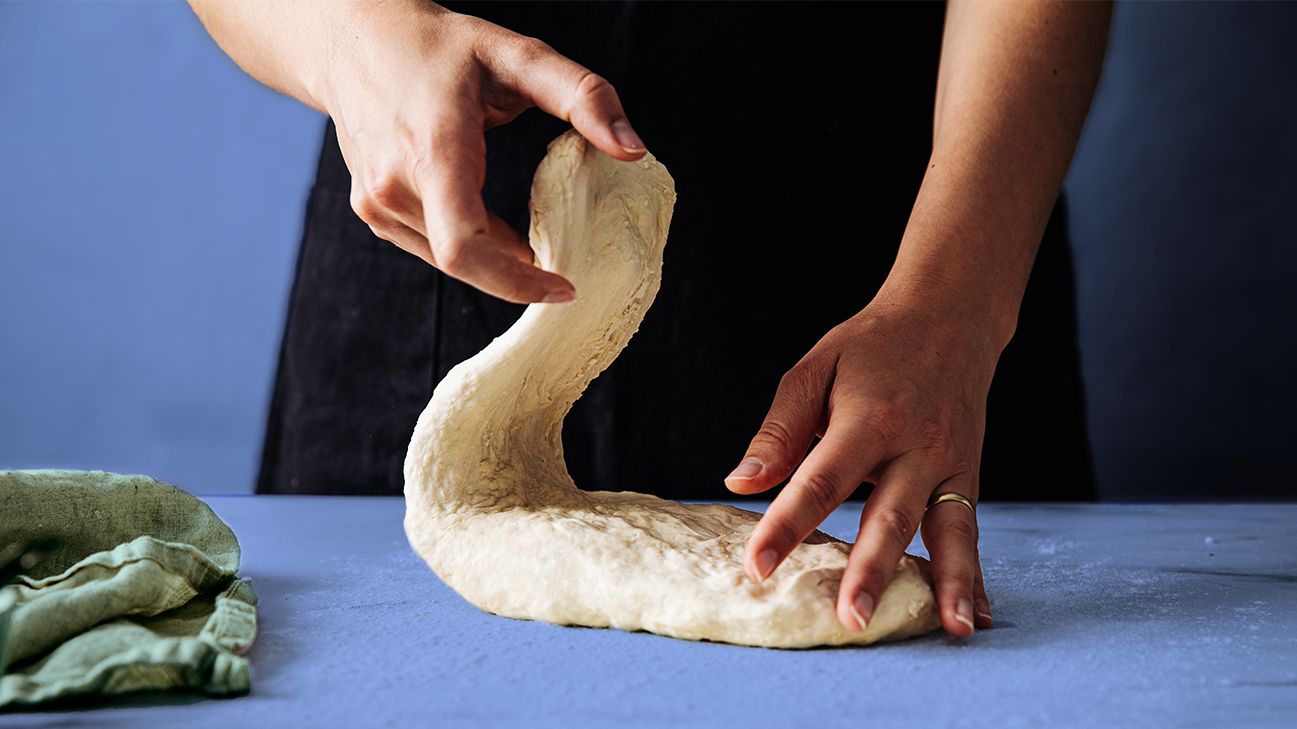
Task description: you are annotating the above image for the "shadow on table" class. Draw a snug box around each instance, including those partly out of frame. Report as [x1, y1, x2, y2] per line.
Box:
[240, 572, 328, 686]
[1, 689, 207, 723]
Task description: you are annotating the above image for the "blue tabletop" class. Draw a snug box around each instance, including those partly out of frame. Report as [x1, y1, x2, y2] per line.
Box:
[5, 498, 1295, 728]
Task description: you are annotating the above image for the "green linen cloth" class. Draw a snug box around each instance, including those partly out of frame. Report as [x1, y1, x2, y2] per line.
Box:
[0, 469, 257, 708]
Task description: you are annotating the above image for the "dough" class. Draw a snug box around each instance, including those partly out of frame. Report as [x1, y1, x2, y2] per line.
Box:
[403, 131, 941, 648]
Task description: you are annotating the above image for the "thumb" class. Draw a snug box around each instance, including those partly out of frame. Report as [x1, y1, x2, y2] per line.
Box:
[489, 35, 646, 160]
[725, 364, 831, 495]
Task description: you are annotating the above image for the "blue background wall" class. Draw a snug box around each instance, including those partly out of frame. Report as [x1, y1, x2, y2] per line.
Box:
[1067, 1, 1297, 499]
[0, 1, 321, 493]
[1, 1, 1293, 498]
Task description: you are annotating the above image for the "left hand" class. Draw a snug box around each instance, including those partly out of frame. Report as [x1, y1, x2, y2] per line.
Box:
[725, 289, 1003, 637]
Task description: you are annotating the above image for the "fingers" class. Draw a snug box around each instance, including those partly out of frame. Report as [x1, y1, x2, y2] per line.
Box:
[365, 219, 434, 266]
[363, 215, 556, 307]
[488, 36, 646, 160]
[725, 365, 832, 496]
[355, 174, 531, 264]
[742, 414, 883, 584]
[487, 213, 536, 265]
[444, 240, 576, 304]
[409, 121, 574, 304]
[835, 460, 930, 634]
[918, 479, 980, 638]
[353, 153, 562, 303]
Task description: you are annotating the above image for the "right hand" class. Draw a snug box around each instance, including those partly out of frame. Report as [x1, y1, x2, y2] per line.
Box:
[320, 2, 646, 303]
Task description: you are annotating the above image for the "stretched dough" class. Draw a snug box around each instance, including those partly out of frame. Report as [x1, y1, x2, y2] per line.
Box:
[403, 131, 941, 648]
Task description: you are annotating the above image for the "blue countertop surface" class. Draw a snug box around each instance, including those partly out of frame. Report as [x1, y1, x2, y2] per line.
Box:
[5, 498, 1295, 728]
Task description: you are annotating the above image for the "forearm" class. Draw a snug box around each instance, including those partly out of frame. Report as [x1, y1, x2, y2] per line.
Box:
[188, 0, 440, 113]
[880, 0, 1112, 348]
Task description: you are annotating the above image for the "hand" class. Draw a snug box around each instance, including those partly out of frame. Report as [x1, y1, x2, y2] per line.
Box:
[725, 289, 1002, 638]
[321, 2, 646, 303]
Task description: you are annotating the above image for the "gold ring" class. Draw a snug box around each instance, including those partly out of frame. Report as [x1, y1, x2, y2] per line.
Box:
[926, 492, 975, 515]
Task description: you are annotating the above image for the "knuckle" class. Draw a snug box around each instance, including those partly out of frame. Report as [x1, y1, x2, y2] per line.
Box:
[776, 368, 798, 390]
[942, 515, 977, 546]
[367, 176, 406, 216]
[796, 470, 846, 518]
[350, 189, 384, 226]
[753, 419, 797, 454]
[431, 237, 470, 275]
[513, 36, 556, 64]
[575, 71, 614, 103]
[775, 366, 823, 413]
[776, 366, 807, 397]
[350, 169, 407, 222]
[873, 505, 916, 552]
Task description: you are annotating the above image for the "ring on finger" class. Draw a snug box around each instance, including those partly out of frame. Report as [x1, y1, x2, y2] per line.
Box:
[925, 491, 975, 515]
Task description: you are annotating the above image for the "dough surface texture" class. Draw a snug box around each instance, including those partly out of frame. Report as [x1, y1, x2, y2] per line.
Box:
[403, 131, 941, 648]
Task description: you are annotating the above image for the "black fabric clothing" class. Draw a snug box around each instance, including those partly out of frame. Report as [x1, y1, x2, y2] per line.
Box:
[258, 2, 1095, 500]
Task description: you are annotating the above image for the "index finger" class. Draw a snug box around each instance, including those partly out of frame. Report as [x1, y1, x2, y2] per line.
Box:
[743, 415, 884, 583]
[414, 120, 575, 304]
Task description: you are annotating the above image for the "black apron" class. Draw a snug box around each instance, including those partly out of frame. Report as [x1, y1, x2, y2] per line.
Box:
[258, 2, 1095, 500]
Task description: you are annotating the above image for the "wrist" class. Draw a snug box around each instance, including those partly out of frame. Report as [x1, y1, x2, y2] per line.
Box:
[870, 267, 1021, 356]
[875, 167, 1045, 353]
[313, 0, 454, 115]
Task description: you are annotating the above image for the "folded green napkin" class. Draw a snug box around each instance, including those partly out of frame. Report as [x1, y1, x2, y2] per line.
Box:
[0, 469, 257, 708]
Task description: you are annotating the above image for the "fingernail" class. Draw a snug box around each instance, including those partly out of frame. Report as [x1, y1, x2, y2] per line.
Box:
[955, 598, 975, 633]
[542, 289, 574, 304]
[611, 119, 645, 154]
[975, 598, 992, 623]
[850, 593, 874, 632]
[726, 457, 762, 481]
[752, 548, 779, 581]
